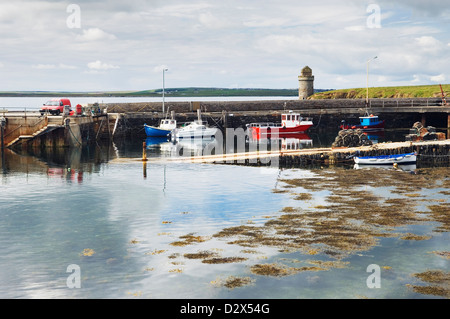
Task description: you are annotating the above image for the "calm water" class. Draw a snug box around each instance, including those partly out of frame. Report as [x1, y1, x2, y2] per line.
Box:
[0, 137, 448, 299]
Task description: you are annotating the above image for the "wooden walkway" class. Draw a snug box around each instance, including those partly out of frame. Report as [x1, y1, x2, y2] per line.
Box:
[145, 139, 450, 165]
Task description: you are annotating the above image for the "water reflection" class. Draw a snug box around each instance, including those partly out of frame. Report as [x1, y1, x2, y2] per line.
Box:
[146, 136, 221, 157]
[248, 133, 313, 151]
[0, 143, 115, 183]
[145, 131, 314, 158]
[365, 130, 385, 144]
[354, 163, 417, 171]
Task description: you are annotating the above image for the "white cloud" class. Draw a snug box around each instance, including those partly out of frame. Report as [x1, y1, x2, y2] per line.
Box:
[243, 17, 289, 28]
[345, 25, 365, 32]
[198, 12, 230, 29]
[412, 75, 421, 83]
[58, 64, 77, 70]
[0, 62, 3, 68]
[32, 63, 77, 70]
[430, 74, 446, 82]
[152, 3, 213, 18]
[32, 64, 56, 69]
[416, 36, 441, 47]
[76, 28, 116, 41]
[87, 60, 120, 70]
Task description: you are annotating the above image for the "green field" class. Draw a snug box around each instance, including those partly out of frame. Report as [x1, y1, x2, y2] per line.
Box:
[310, 84, 449, 99]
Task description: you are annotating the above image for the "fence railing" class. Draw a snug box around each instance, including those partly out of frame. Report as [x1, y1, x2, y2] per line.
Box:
[369, 99, 445, 108]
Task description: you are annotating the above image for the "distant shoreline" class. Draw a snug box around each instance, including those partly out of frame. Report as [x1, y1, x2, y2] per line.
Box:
[0, 87, 301, 98]
[0, 84, 447, 99]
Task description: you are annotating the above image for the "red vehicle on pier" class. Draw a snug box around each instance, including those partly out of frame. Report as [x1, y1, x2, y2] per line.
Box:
[40, 98, 72, 116]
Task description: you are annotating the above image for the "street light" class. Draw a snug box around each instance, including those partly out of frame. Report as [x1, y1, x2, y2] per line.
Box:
[162, 68, 168, 115]
[366, 56, 377, 107]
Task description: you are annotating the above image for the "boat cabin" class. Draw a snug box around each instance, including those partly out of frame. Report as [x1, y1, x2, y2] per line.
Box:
[360, 115, 380, 126]
[282, 112, 305, 128]
[159, 119, 177, 130]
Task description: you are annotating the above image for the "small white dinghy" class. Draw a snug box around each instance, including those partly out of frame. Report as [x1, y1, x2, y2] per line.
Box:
[354, 152, 417, 165]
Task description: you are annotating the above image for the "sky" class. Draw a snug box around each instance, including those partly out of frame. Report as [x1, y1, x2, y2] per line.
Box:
[0, 0, 449, 92]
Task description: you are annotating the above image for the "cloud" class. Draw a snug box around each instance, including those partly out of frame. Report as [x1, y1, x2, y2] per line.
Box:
[430, 74, 446, 82]
[59, 64, 77, 70]
[32, 63, 77, 70]
[416, 36, 440, 46]
[87, 60, 120, 70]
[344, 25, 365, 32]
[412, 75, 421, 83]
[198, 12, 230, 29]
[151, 3, 213, 18]
[76, 28, 116, 41]
[243, 16, 289, 28]
[376, 0, 450, 17]
[32, 64, 56, 69]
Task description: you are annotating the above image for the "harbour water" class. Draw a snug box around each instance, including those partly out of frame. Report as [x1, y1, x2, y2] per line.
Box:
[1, 137, 449, 299]
[0, 97, 448, 299]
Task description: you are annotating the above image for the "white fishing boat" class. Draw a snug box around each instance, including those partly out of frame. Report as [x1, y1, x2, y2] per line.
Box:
[174, 109, 218, 139]
[354, 152, 417, 165]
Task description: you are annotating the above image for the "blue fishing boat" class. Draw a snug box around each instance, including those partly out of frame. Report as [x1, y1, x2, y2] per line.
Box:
[354, 152, 417, 165]
[144, 119, 177, 137]
[341, 114, 385, 131]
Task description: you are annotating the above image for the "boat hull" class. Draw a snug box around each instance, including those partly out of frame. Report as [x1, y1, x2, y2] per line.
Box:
[340, 121, 385, 131]
[144, 124, 172, 137]
[354, 152, 416, 165]
[175, 127, 218, 139]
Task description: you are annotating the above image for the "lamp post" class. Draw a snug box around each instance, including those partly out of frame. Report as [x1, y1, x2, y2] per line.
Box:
[162, 68, 168, 115]
[366, 56, 377, 107]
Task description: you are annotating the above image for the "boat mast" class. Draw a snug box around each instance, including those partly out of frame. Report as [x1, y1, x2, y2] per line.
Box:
[366, 56, 377, 115]
[162, 68, 168, 116]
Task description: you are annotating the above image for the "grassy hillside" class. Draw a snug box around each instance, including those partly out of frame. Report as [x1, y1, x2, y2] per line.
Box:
[310, 84, 449, 99]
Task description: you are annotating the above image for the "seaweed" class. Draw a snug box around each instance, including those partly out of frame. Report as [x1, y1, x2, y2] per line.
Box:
[407, 270, 450, 298]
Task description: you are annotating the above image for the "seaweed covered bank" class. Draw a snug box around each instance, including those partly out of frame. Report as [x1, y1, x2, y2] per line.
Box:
[163, 166, 450, 298]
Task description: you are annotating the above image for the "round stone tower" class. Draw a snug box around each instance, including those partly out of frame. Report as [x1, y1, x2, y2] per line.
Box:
[298, 66, 314, 99]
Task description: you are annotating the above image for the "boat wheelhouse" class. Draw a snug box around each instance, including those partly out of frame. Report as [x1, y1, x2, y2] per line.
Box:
[340, 114, 385, 131]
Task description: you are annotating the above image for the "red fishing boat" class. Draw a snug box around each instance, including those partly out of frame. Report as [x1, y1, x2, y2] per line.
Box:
[247, 111, 313, 137]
